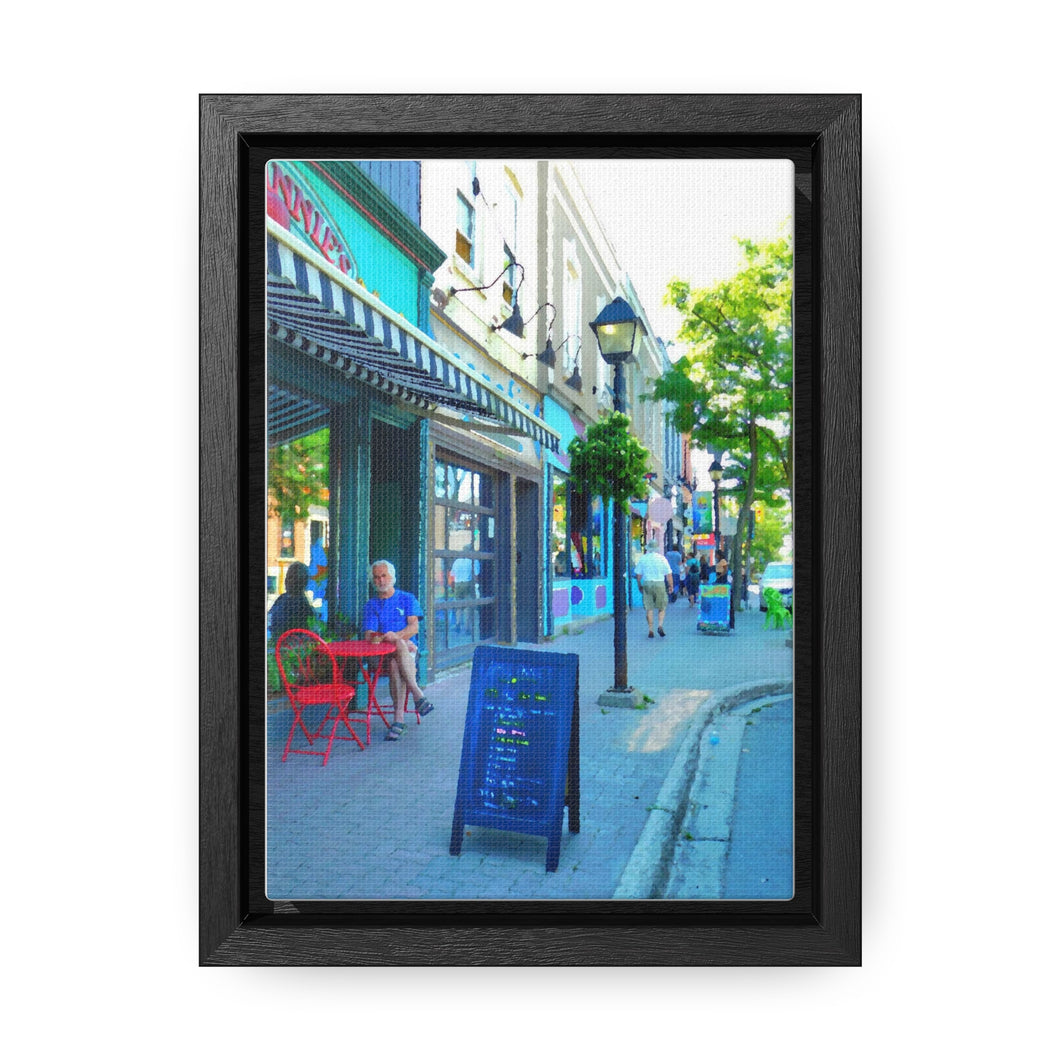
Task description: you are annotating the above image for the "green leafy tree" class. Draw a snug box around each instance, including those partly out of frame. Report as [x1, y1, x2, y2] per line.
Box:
[650, 234, 792, 605]
[268, 428, 330, 526]
[747, 504, 789, 582]
[567, 412, 652, 511]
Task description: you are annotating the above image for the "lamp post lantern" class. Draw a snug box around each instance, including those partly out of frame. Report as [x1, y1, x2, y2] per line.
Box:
[590, 297, 640, 704]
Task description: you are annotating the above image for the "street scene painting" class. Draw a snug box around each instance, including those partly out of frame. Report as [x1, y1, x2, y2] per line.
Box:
[265, 158, 794, 900]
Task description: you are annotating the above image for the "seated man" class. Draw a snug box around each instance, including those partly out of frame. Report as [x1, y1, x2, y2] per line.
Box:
[362, 559, 434, 741]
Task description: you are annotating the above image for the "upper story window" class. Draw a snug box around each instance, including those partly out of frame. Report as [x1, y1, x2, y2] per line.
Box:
[503, 244, 518, 307]
[455, 191, 475, 269]
[501, 176, 521, 306]
[595, 293, 610, 402]
[562, 241, 582, 382]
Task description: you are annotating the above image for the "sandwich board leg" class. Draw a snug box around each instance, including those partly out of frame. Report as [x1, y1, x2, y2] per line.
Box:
[449, 808, 464, 856]
[566, 679, 580, 834]
[545, 829, 560, 872]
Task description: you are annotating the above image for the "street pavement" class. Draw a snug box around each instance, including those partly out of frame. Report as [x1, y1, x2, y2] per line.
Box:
[266, 587, 793, 901]
[655, 694, 793, 899]
[721, 695, 793, 898]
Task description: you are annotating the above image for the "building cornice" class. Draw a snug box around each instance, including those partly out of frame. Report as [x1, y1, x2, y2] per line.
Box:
[306, 161, 447, 274]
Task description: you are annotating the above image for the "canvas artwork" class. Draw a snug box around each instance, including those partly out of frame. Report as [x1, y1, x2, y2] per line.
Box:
[264, 158, 794, 901]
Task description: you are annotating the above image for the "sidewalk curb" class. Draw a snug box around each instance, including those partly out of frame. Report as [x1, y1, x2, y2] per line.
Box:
[612, 678, 793, 899]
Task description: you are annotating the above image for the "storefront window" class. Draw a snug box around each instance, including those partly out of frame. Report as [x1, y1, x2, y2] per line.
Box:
[551, 472, 568, 577]
[279, 520, 295, 559]
[590, 496, 605, 577]
[267, 426, 330, 620]
[568, 485, 604, 579]
[551, 475, 605, 580]
[568, 484, 588, 576]
[630, 510, 645, 568]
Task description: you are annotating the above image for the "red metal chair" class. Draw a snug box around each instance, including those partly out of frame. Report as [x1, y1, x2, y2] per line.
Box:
[274, 629, 367, 764]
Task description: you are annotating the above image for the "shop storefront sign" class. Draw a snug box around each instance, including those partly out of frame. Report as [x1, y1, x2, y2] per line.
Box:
[691, 491, 713, 533]
[267, 162, 357, 278]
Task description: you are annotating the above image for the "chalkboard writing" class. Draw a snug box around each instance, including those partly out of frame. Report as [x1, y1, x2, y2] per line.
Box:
[450, 646, 579, 872]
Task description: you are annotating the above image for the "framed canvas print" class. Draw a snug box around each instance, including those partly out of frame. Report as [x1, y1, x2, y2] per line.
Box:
[200, 94, 861, 965]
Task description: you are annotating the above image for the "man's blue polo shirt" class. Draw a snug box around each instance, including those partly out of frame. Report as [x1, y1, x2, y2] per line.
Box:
[363, 590, 423, 644]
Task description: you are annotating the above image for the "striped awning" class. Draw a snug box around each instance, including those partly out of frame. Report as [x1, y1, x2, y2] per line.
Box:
[268, 385, 330, 442]
[266, 224, 558, 451]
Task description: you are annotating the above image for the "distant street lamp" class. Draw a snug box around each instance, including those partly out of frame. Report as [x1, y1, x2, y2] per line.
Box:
[590, 297, 640, 704]
[709, 459, 724, 560]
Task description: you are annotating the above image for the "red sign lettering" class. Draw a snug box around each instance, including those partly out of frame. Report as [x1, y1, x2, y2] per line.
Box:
[266, 162, 356, 279]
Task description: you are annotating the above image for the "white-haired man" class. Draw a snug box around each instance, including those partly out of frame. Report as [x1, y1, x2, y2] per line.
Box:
[363, 560, 434, 741]
[633, 540, 673, 639]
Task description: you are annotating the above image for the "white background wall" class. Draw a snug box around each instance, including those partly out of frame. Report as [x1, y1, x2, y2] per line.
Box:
[7, 2, 1054, 1056]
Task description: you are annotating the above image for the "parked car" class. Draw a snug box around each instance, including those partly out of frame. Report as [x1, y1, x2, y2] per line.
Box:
[758, 561, 793, 611]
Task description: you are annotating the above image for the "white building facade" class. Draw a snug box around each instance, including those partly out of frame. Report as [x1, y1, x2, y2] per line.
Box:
[420, 159, 678, 655]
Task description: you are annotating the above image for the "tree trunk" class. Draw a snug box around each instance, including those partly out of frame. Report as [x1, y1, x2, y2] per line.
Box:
[731, 421, 758, 611]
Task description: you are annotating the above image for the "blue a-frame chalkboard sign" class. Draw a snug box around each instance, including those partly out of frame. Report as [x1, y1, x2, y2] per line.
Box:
[449, 646, 580, 872]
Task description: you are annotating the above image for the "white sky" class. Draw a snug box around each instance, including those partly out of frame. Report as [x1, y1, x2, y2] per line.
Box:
[572, 159, 793, 347]
[572, 159, 793, 481]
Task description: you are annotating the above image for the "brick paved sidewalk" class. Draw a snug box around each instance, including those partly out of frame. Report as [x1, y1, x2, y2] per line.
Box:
[266, 591, 792, 900]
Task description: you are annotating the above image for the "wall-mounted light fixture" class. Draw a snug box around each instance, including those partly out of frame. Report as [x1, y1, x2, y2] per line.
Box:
[449, 260, 533, 337]
[449, 261, 520, 300]
[537, 336, 557, 367]
[500, 298, 556, 345]
[540, 332, 578, 369]
[518, 304, 561, 364]
[550, 335, 583, 389]
[495, 263, 528, 336]
[565, 352, 583, 392]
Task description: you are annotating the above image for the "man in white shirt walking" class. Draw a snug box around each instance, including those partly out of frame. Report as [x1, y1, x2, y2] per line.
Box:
[633, 540, 674, 639]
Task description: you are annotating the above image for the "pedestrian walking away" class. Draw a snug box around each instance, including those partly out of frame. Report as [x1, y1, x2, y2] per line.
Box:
[685, 552, 701, 605]
[363, 559, 434, 740]
[634, 540, 673, 638]
[699, 553, 711, 585]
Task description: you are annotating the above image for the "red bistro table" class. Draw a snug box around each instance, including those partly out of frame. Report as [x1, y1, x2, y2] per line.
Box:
[327, 640, 394, 744]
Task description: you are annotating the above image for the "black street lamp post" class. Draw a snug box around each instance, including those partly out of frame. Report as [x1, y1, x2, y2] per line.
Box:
[590, 297, 641, 704]
[709, 458, 724, 560]
[709, 457, 736, 631]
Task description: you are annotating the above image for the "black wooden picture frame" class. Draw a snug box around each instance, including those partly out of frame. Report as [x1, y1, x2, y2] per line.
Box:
[200, 93, 861, 966]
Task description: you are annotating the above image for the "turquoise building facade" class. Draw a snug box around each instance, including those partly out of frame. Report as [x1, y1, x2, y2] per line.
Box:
[266, 160, 558, 677]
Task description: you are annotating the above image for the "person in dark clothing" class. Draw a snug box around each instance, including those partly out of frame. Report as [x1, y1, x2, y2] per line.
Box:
[268, 562, 318, 638]
[685, 552, 701, 605]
